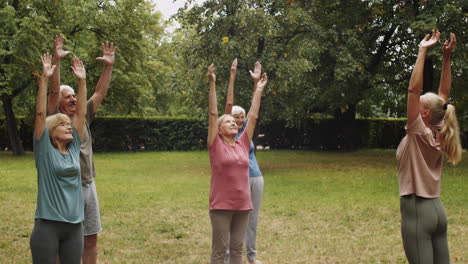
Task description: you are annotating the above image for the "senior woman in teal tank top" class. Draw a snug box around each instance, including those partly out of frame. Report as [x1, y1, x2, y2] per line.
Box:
[30, 53, 87, 264]
[223, 59, 265, 264]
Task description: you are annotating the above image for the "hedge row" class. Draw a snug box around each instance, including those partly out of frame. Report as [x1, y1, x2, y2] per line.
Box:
[256, 118, 409, 150]
[1, 116, 466, 152]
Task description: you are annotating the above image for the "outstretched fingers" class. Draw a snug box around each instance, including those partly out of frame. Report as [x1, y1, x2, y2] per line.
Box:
[257, 73, 268, 91]
[444, 33, 456, 51]
[420, 30, 440, 49]
[441, 32, 456, 57]
[54, 34, 71, 59]
[40, 53, 56, 77]
[249, 61, 262, 82]
[71, 57, 86, 80]
[96, 41, 117, 65]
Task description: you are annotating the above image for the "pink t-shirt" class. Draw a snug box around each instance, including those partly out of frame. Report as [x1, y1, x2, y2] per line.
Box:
[208, 132, 253, 210]
[396, 115, 443, 198]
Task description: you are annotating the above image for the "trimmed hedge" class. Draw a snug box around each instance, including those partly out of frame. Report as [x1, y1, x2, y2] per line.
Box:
[90, 116, 207, 152]
[1, 116, 466, 152]
[256, 118, 408, 150]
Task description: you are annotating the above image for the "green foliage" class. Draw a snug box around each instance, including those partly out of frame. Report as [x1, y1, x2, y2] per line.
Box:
[0, 0, 166, 117]
[172, 0, 467, 126]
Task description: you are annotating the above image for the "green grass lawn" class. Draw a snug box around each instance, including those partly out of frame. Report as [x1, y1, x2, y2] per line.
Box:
[0, 150, 466, 264]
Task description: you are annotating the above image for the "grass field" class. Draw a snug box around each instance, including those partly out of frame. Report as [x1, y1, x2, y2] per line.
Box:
[0, 150, 466, 264]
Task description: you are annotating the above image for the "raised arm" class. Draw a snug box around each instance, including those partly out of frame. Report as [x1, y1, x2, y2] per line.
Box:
[207, 64, 218, 146]
[48, 34, 71, 115]
[70, 57, 87, 140]
[407, 30, 440, 125]
[224, 58, 237, 115]
[246, 61, 262, 119]
[35, 53, 56, 140]
[90, 41, 116, 114]
[245, 73, 267, 142]
[438, 33, 456, 103]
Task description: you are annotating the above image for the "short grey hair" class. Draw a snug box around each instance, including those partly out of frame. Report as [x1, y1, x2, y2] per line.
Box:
[59, 85, 74, 102]
[232, 105, 245, 116]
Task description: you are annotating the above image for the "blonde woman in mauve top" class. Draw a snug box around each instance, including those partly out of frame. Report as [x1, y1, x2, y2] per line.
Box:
[396, 31, 462, 264]
[206, 63, 268, 264]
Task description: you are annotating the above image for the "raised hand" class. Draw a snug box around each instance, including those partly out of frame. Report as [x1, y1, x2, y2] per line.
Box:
[230, 58, 237, 74]
[96, 41, 117, 66]
[442, 33, 456, 57]
[71, 57, 86, 80]
[54, 34, 71, 59]
[249, 61, 262, 83]
[419, 30, 440, 49]
[256, 73, 268, 92]
[40, 53, 56, 78]
[207, 63, 216, 83]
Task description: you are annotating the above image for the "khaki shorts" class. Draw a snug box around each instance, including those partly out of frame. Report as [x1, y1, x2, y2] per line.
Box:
[82, 181, 102, 236]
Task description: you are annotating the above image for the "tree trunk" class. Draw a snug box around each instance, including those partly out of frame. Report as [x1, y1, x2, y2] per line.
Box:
[423, 58, 434, 94]
[1, 95, 25, 155]
[335, 104, 358, 150]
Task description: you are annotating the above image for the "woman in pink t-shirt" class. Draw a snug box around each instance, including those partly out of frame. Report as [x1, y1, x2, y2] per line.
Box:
[397, 31, 462, 264]
[206, 63, 268, 264]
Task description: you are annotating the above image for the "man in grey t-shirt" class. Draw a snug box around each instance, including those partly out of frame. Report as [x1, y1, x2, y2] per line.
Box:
[47, 35, 116, 264]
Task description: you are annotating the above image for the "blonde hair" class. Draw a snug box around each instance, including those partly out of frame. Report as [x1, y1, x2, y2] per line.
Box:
[217, 114, 233, 128]
[421, 92, 462, 164]
[46, 113, 71, 135]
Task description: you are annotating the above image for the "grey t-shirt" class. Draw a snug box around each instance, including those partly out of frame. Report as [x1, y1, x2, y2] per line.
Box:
[79, 99, 96, 184]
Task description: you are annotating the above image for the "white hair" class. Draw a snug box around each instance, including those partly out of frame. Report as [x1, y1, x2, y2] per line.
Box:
[59, 85, 74, 101]
[232, 105, 245, 116]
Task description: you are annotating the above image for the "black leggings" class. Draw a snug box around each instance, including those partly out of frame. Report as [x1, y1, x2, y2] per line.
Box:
[30, 218, 83, 264]
[400, 195, 450, 264]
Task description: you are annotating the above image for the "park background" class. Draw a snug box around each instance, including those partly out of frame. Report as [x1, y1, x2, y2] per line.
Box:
[0, 0, 467, 263]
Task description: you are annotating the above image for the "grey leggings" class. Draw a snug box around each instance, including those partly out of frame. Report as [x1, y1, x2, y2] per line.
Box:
[210, 210, 249, 264]
[225, 176, 264, 263]
[400, 195, 450, 264]
[30, 218, 83, 264]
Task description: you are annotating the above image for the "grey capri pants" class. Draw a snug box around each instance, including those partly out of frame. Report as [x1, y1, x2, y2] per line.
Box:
[400, 194, 450, 264]
[30, 218, 83, 264]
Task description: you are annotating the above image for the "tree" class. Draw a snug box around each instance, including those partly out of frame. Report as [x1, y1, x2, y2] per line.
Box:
[0, 0, 164, 155]
[173, 0, 467, 149]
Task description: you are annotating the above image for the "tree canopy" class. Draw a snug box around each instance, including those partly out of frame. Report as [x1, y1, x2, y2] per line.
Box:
[0, 0, 165, 154]
[1, 0, 466, 154]
[172, 0, 466, 124]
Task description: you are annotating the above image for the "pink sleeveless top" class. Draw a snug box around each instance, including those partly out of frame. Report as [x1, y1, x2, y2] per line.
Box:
[208, 132, 253, 210]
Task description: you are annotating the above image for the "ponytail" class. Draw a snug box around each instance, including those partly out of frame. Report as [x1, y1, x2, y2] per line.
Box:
[439, 104, 462, 164]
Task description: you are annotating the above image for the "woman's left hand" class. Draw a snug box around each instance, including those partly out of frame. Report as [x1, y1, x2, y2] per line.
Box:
[419, 30, 440, 49]
[256, 73, 268, 92]
[207, 63, 216, 83]
[40, 53, 56, 78]
[442, 32, 456, 56]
